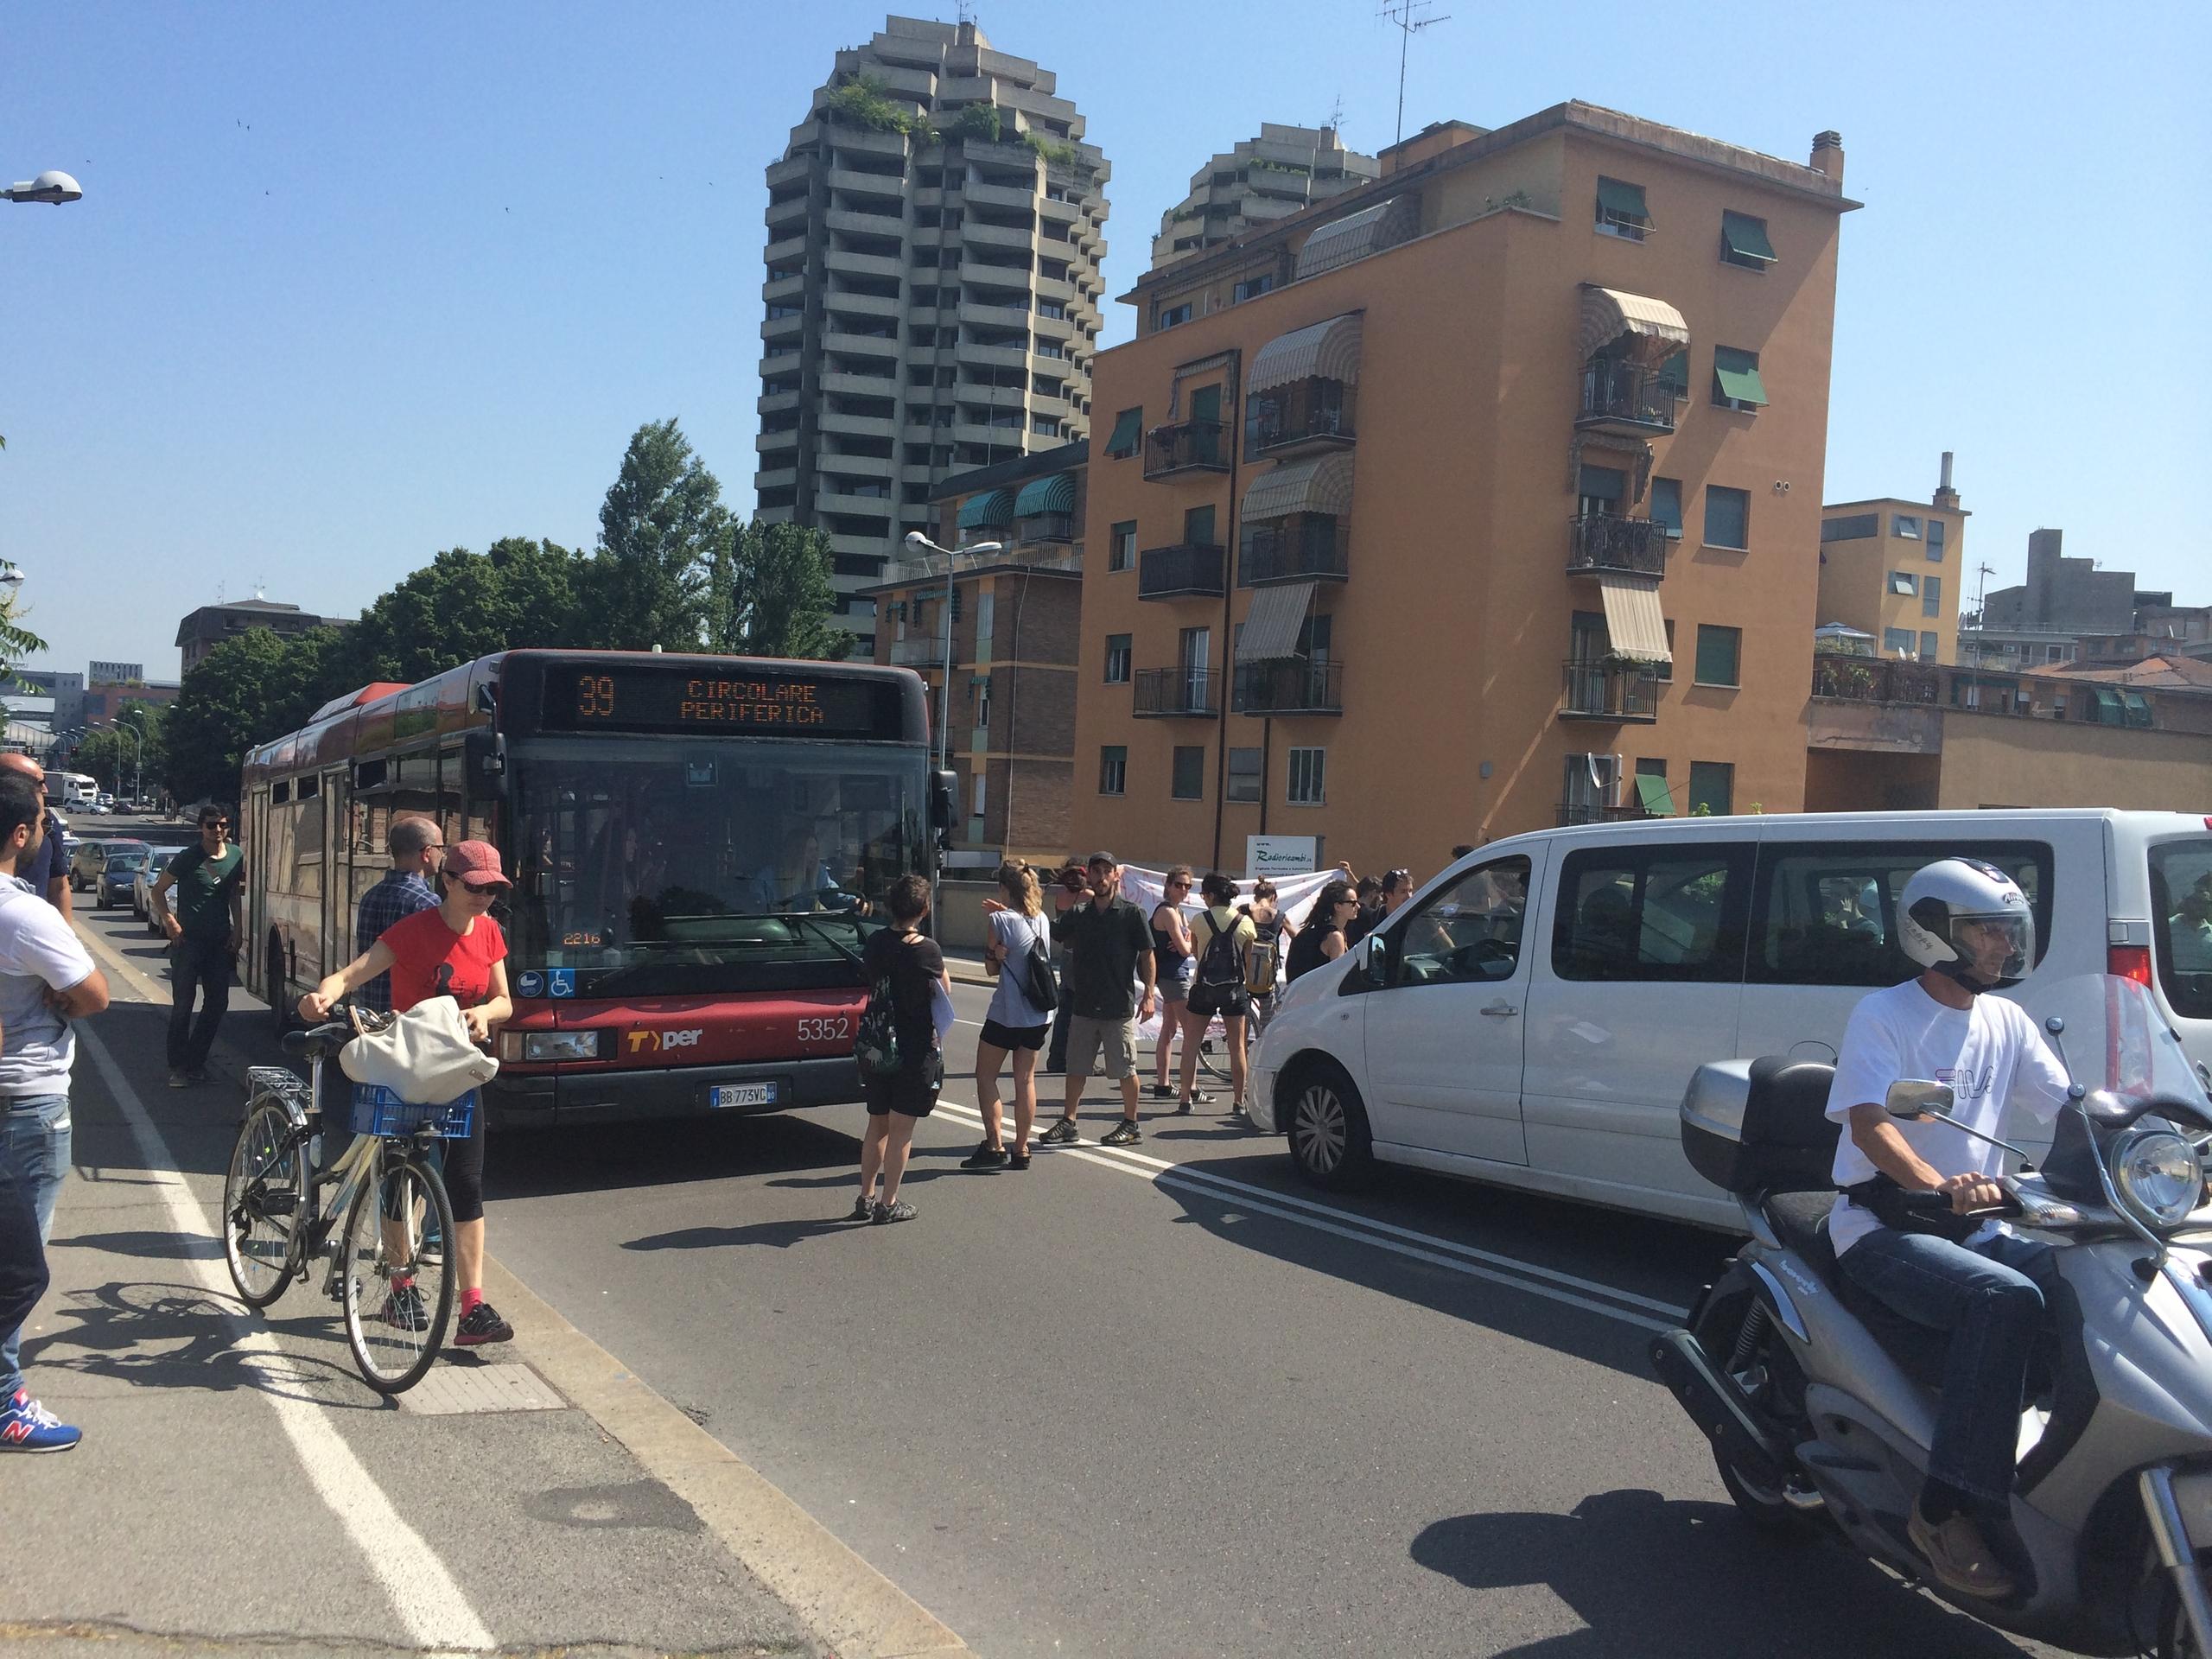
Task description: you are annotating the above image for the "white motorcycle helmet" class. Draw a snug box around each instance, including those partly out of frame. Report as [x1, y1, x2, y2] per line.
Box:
[1897, 857, 2034, 989]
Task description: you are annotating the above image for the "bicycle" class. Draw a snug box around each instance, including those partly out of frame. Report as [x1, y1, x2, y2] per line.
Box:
[219, 1016, 470, 1395]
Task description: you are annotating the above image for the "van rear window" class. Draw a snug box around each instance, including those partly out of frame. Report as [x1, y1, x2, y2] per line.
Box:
[2149, 839, 2212, 1020]
[1748, 840, 2054, 988]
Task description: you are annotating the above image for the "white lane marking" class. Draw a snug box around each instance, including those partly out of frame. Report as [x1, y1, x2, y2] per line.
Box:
[79, 1025, 499, 1652]
[926, 1099, 1682, 1332]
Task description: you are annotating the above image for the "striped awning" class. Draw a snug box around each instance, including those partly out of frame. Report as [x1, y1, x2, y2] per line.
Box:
[1294, 196, 1417, 280]
[1013, 472, 1076, 517]
[1598, 574, 1671, 664]
[1236, 582, 1317, 664]
[1249, 312, 1364, 391]
[1241, 453, 1356, 524]
[1577, 285, 1690, 365]
[957, 489, 1014, 531]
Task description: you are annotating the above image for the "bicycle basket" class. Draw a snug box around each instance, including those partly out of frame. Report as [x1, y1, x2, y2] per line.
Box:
[349, 1083, 476, 1140]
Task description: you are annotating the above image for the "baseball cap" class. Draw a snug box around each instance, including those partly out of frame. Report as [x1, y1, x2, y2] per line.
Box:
[442, 840, 512, 890]
[1085, 849, 1116, 871]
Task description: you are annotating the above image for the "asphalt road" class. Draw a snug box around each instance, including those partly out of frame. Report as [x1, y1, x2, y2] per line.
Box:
[58, 825, 2069, 1659]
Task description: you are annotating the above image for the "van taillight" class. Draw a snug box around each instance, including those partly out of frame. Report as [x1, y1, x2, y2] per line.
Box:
[2109, 944, 2154, 986]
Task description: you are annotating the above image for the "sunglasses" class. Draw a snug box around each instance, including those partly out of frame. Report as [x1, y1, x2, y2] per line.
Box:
[204, 820, 230, 830]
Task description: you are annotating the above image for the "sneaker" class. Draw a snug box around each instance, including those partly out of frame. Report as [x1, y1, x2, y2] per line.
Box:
[1909, 1501, 2016, 1601]
[1007, 1150, 1032, 1170]
[1147, 1084, 1177, 1099]
[850, 1193, 876, 1221]
[1038, 1118, 1081, 1146]
[454, 1301, 514, 1348]
[186, 1067, 212, 1086]
[167, 1070, 189, 1089]
[961, 1141, 1010, 1170]
[872, 1198, 916, 1224]
[381, 1284, 429, 1332]
[0, 1389, 81, 1452]
[1101, 1120, 1142, 1147]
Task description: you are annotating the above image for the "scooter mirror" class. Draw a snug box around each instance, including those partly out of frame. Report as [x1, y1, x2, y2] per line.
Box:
[1885, 1078, 1955, 1120]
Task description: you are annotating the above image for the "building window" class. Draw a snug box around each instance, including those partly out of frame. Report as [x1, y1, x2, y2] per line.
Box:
[1227, 747, 1262, 803]
[1821, 513, 1878, 543]
[1287, 747, 1326, 805]
[1926, 518, 1947, 560]
[1037, 299, 1067, 320]
[1891, 513, 1921, 539]
[1233, 273, 1276, 303]
[1594, 176, 1649, 240]
[1704, 486, 1750, 550]
[1183, 503, 1217, 546]
[1105, 409, 1142, 460]
[1923, 574, 1942, 618]
[1171, 745, 1205, 801]
[1711, 346, 1768, 411]
[1649, 477, 1682, 538]
[1719, 209, 1776, 270]
[1884, 626, 1917, 656]
[1576, 464, 1625, 518]
[1890, 571, 1918, 596]
[1104, 632, 1131, 683]
[1920, 631, 1940, 660]
[1694, 625, 1742, 688]
[972, 772, 988, 818]
[1109, 521, 1136, 570]
[1099, 746, 1128, 796]
[1157, 302, 1193, 330]
[1687, 761, 1734, 817]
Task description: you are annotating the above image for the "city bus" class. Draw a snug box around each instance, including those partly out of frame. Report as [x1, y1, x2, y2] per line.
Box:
[241, 650, 948, 1128]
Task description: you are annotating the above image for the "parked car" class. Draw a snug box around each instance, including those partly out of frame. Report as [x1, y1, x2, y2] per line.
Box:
[94, 844, 149, 908]
[67, 838, 147, 893]
[1249, 808, 2212, 1231]
[135, 848, 178, 931]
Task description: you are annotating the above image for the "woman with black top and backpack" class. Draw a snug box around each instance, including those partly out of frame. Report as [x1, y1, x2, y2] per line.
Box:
[967, 861, 1055, 1170]
[851, 874, 948, 1224]
[1183, 872, 1256, 1115]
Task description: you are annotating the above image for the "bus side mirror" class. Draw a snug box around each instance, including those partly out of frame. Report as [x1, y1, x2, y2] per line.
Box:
[464, 729, 508, 793]
[931, 769, 957, 833]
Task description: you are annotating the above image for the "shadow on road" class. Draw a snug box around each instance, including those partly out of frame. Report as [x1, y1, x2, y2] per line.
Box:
[488, 1109, 859, 1201]
[1409, 1489, 2039, 1658]
[625, 1216, 862, 1253]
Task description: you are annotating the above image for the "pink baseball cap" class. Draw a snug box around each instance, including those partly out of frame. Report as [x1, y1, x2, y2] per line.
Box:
[442, 840, 511, 889]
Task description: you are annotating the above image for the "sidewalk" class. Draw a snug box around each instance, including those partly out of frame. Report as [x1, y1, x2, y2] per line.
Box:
[0, 921, 975, 1659]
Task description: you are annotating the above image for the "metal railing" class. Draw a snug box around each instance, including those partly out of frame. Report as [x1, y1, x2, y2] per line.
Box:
[1246, 380, 1357, 456]
[1015, 512, 1075, 545]
[1142, 418, 1230, 478]
[1137, 543, 1227, 600]
[1234, 658, 1343, 715]
[1567, 513, 1669, 578]
[1556, 802, 1655, 826]
[1560, 658, 1661, 720]
[1132, 667, 1221, 717]
[1810, 658, 1941, 704]
[1576, 359, 1678, 431]
[1241, 518, 1350, 585]
[888, 637, 951, 669]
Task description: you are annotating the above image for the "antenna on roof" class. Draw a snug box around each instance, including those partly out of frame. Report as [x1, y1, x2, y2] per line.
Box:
[957, 0, 975, 25]
[1379, 0, 1450, 147]
[1324, 92, 1346, 137]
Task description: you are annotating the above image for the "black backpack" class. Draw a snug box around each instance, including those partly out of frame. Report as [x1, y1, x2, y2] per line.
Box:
[1014, 916, 1058, 1014]
[1187, 912, 1246, 1015]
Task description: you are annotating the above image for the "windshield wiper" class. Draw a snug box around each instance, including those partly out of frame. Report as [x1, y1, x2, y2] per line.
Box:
[782, 913, 867, 968]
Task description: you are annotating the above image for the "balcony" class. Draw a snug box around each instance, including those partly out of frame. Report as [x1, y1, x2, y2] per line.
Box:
[1567, 514, 1669, 579]
[1241, 518, 1349, 586]
[1811, 658, 1942, 704]
[888, 637, 951, 669]
[1556, 803, 1656, 827]
[1234, 658, 1343, 716]
[1575, 359, 1678, 435]
[1015, 512, 1075, 545]
[1143, 418, 1230, 479]
[1247, 380, 1357, 458]
[1560, 658, 1661, 722]
[1133, 667, 1221, 717]
[1137, 543, 1227, 601]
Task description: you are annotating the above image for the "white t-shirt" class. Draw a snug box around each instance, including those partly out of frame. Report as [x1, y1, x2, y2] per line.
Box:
[986, 908, 1053, 1029]
[1824, 978, 2069, 1255]
[0, 874, 98, 1097]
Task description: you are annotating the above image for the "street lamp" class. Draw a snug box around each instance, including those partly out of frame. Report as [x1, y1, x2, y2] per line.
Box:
[904, 529, 1001, 771]
[0, 563, 23, 588]
[109, 721, 143, 806]
[1, 171, 83, 206]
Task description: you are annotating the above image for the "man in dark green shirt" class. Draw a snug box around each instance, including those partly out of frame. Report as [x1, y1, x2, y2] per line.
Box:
[150, 804, 246, 1087]
[1039, 851, 1157, 1147]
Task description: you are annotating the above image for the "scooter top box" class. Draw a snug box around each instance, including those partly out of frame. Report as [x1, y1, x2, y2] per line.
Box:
[1680, 1058, 1840, 1197]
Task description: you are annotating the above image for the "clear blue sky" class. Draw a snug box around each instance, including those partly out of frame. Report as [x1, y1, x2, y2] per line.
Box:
[6, 1, 2206, 683]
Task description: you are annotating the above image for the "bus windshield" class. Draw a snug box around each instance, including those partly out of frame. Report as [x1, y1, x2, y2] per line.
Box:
[506, 737, 929, 997]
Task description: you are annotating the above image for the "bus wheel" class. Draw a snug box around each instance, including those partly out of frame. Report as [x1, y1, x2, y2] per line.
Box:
[268, 935, 291, 1039]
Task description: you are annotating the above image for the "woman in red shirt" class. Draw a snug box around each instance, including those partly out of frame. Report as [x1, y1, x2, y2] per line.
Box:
[301, 841, 516, 1347]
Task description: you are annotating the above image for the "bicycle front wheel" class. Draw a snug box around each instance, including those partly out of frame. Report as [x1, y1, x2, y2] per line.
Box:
[339, 1147, 455, 1395]
[223, 1096, 307, 1309]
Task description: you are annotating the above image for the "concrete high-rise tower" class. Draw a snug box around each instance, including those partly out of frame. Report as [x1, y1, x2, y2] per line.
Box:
[758, 16, 1109, 652]
[1150, 124, 1377, 270]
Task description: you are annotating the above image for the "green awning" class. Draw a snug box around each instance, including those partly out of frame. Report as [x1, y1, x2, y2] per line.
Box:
[1713, 346, 1769, 406]
[1636, 772, 1675, 817]
[1014, 472, 1077, 517]
[1720, 211, 1776, 264]
[1103, 407, 1143, 458]
[1657, 347, 1688, 393]
[2092, 685, 2126, 722]
[2122, 690, 2153, 727]
[1577, 464, 1625, 501]
[1596, 177, 1646, 219]
[957, 489, 1013, 531]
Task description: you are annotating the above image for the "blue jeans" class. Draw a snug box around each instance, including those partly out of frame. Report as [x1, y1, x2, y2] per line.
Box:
[0, 1098, 67, 1402]
[1836, 1225, 2056, 1506]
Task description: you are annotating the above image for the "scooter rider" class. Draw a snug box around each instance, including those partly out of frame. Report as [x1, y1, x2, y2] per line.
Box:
[1822, 857, 2071, 1602]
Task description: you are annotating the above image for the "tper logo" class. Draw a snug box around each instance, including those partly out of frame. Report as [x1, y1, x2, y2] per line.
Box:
[626, 1028, 704, 1054]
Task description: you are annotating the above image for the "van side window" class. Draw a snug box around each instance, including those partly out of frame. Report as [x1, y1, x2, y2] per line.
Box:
[1550, 845, 1753, 982]
[1748, 841, 2054, 987]
[1389, 855, 1531, 988]
[2148, 840, 2212, 1019]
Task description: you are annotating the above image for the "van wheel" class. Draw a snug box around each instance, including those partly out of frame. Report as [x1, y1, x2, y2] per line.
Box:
[268, 935, 291, 1039]
[1287, 1062, 1372, 1191]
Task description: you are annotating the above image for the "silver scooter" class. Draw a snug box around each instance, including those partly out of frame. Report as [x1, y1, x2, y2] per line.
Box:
[1651, 972, 2212, 1656]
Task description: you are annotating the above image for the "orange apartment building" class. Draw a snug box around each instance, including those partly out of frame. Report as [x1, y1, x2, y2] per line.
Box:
[1068, 103, 1858, 878]
[1817, 455, 1969, 664]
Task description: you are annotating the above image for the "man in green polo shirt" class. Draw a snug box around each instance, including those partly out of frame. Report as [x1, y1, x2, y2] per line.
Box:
[150, 804, 246, 1088]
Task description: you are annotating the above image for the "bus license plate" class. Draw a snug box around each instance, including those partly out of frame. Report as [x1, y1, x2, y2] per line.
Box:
[711, 1082, 777, 1110]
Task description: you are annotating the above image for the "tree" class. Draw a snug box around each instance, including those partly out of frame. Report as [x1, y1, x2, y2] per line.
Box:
[339, 537, 585, 684]
[162, 626, 352, 806]
[78, 700, 166, 797]
[580, 419, 730, 652]
[715, 519, 852, 660]
[0, 589, 48, 687]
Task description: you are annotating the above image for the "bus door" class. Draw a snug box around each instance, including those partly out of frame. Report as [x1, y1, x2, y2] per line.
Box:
[317, 766, 346, 982]
[245, 787, 269, 999]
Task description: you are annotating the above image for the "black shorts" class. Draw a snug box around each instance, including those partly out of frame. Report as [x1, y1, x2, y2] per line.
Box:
[863, 1052, 941, 1119]
[978, 1017, 1048, 1052]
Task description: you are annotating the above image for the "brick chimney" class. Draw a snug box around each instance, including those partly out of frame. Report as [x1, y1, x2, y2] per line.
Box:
[1811, 130, 1845, 184]
[1932, 450, 1961, 512]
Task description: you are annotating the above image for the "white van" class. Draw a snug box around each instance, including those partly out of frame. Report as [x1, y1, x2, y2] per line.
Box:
[1249, 810, 2212, 1231]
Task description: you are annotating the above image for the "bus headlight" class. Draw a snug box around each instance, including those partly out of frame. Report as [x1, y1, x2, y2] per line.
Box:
[499, 1031, 602, 1063]
[2113, 1128, 2206, 1229]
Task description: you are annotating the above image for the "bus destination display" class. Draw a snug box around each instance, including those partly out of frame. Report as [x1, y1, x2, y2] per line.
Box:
[541, 664, 893, 738]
